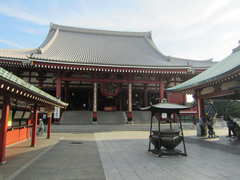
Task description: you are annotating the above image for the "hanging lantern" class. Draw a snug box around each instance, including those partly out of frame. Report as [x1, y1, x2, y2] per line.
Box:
[101, 75, 119, 97]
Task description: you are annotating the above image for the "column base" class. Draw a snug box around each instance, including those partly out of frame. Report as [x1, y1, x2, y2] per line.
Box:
[127, 117, 132, 121]
[30, 145, 37, 147]
[0, 161, 7, 165]
[92, 114, 97, 122]
[126, 121, 134, 124]
[92, 122, 98, 125]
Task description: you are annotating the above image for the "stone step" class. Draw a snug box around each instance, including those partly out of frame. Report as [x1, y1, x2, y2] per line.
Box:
[60, 111, 154, 125]
[60, 111, 92, 125]
[51, 123, 194, 132]
[132, 111, 157, 124]
[97, 111, 127, 124]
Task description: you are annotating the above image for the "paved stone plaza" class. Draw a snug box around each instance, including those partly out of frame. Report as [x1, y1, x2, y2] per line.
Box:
[1, 128, 240, 180]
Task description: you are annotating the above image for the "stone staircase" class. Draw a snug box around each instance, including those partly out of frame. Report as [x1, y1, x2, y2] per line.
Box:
[60, 111, 127, 125]
[60, 110, 159, 125]
[60, 111, 92, 125]
[97, 111, 127, 124]
[51, 123, 194, 132]
[132, 111, 158, 124]
[57, 110, 193, 132]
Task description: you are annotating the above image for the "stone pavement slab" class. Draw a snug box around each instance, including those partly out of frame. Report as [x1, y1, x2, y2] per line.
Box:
[1, 128, 240, 180]
[94, 129, 240, 180]
[1, 133, 105, 180]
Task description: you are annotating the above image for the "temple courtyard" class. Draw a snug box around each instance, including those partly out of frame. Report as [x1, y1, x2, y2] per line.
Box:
[1, 127, 240, 180]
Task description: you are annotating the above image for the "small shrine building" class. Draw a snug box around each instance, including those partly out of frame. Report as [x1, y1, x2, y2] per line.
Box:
[0, 23, 216, 123]
[0, 67, 68, 164]
[167, 41, 240, 122]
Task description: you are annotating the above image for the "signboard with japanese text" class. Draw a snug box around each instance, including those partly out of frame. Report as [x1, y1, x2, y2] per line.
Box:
[16, 100, 27, 108]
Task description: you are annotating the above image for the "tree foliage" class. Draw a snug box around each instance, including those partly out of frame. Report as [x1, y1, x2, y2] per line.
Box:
[188, 100, 196, 107]
[207, 100, 240, 118]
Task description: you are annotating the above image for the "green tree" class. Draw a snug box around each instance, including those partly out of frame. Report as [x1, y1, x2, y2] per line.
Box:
[234, 101, 240, 117]
[188, 100, 196, 106]
[210, 100, 238, 118]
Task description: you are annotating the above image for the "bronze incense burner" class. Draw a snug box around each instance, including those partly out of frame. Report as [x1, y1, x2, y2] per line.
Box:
[139, 100, 194, 157]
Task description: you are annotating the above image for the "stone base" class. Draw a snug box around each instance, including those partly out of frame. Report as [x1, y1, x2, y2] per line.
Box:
[149, 148, 187, 157]
[126, 121, 134, 124]
[0, 161, 7, 165]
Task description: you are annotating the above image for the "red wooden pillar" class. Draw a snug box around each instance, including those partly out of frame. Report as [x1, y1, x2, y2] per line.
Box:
[64, 86, 68, 104]
[119, 87, 123, 111]
[56, 75, 62, 99]
[0, 96, 10, 164]
[159, 77, 164, 103]
[92, 82, 98, 123]
[166, 92, 170, 102]
[127, 82, 133, 123]
[174, 113, 178, 123]
[31, 103, 38, 147]
[47, 112, 52, 139]
[55, 75, 61, 123]
[144, 84, 148, 107]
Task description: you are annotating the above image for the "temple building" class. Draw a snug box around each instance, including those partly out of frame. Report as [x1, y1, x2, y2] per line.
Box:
[0, 23, 216, 124]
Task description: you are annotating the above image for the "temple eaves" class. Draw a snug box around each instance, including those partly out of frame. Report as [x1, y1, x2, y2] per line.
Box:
[166, 41, 240, 94]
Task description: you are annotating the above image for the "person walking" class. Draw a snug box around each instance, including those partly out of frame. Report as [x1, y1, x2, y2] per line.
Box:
[37, 119, 44, 135]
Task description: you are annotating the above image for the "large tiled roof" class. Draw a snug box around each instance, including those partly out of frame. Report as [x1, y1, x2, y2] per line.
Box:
[0, 23, 216, 69]
[166, 42, 240, 93]
[0, 48, 36, 60]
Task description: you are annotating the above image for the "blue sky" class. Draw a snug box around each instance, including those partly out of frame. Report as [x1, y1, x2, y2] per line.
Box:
[0, 0, 240, 62]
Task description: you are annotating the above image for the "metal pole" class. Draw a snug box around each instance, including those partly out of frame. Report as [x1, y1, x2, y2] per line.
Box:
[169, 113, 172, 130]
[148, 111, 153, 151]
[179, 113, 187, 155]
[158, 111, 161, 156]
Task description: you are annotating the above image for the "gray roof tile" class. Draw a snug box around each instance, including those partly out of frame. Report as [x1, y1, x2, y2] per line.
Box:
[0, 23, 216, 69]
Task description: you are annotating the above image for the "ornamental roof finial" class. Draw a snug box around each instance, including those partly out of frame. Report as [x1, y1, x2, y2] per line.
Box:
[232, 40, 240, 53]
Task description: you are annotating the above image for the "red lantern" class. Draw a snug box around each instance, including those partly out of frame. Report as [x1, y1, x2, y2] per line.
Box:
[101, 75, 119, 96]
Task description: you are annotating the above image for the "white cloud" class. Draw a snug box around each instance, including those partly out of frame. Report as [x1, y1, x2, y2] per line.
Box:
[202, 0, 233, 19]
[220, 31, 240, 42]
[0, 4, 48, 25]
[0, 0, 237, 34]
[0, 0, 240, 61]
[0, 38, 22, 48]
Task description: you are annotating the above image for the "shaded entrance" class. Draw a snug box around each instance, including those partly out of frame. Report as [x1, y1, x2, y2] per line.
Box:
[69, 90, 91, 111]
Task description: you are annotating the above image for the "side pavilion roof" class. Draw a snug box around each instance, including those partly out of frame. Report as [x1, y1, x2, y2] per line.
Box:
[0, 23, 216, 69]
[0, 67, 68, 108]
[166, 42, 240, 94]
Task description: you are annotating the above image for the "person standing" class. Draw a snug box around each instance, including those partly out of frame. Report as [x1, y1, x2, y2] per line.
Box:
[199, 115, 206, 136]
[207, 117, 217, 137]
[37, 119, 44, 135]
[226, 116, 236, 138]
